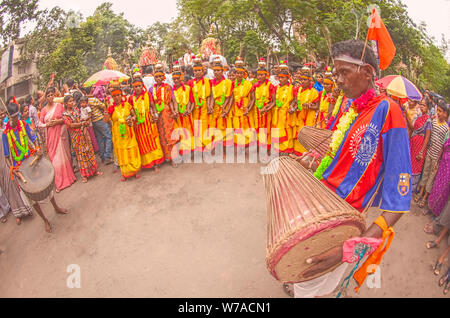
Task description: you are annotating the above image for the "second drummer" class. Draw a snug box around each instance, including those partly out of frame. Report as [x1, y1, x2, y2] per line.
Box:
[2, 102, 68, 233]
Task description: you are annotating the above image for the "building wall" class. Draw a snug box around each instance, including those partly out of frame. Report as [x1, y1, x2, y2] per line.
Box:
[0, 38, 39, 106]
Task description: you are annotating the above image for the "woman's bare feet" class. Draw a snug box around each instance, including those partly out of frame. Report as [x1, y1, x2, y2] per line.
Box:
[0, 216, 7, 224]
[154, 166, 160, 173]
[95, 171, 103, 177]
[55, 207, 69, 214]
[135, 174, 141, 179]
[120, 176, 126, 182]
[16, 217, 21, 225]
[82, 177, 88, 183]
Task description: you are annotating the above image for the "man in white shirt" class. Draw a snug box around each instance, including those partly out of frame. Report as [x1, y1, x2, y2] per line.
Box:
[183, 48, 193, 67]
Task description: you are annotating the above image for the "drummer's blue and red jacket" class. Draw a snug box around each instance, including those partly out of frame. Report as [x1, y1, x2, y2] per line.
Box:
[2, 120, 37, 167]
[322, 94, 412, 213]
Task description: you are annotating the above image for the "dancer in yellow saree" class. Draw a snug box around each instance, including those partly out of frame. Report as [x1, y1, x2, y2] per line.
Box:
[105, 81, 141, 181]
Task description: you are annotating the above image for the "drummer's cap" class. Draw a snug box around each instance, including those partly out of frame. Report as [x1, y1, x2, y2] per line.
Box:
[278, 60, 290, 77]
[193, 54, 204, 71]
[172, 61, 183, 79]
[332, 39, 379, 76]
[212, 57, 225, 71]
[109, 80, 123, 96]
[154, 62, 165, 78]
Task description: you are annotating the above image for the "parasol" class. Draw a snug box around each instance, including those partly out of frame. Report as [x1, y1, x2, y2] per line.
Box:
[376, 75, 422, 101]
[83, 70, 130, 88]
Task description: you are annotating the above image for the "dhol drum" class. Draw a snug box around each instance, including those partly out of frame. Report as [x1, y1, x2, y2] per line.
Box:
[18, 155, 55, 202]
[263, 156, 365, 283]
[297, 126, 332, 158]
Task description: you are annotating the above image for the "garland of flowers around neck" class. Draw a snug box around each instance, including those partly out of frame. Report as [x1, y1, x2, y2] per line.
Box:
[213, 79, 227, 106]
[153, 85, 165, 113]
[314, 88, 376, 180]
[7, 121, 29, 162]
[193, 79, 206, 108]
[115, 103, 127, 138]
[234, 79, 246, 109]
[134, 96, 146, 124]
[276, 85, 289, 108]
[176, 85, 189, 114]
[255, 82, 269, 110]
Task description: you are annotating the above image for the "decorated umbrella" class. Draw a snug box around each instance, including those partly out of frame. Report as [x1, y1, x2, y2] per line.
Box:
[83, 70, 130, 88]
[376, 75, 422, 101]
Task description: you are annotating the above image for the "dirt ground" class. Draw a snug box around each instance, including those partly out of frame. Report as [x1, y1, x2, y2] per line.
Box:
[0, 159, 448, 298]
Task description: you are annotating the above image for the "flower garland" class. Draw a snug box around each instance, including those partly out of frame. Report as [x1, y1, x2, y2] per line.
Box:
[153, 85, 165, 113]
[193, 78, 206, 108]
[134, 97, 146, 124]
[314, 88, 376, 180]
[6, 121, 29, 163]
[213, 78, 227, 106]
[114, 103, 127, 138]
[234, 79, 246, 109]
[255, 81, 269, 110]
[175, 84, 189, 114]
[275, 85, 289, 108]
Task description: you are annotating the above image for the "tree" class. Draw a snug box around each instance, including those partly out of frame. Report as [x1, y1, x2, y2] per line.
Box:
[0, 0, 39, 45]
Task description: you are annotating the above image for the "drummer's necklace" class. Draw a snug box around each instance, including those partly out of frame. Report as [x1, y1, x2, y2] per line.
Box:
[6, 121, 29, 162]
[314, 88, 376, 180]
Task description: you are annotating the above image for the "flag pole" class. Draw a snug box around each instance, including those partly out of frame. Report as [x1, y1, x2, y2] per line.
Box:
[358, 8, 375, 72]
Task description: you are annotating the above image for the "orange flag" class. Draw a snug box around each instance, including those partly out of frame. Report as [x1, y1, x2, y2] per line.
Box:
[366, 8, 396, 70]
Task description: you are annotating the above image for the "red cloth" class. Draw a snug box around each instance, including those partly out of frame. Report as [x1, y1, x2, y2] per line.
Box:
[367, 8, 396, 70]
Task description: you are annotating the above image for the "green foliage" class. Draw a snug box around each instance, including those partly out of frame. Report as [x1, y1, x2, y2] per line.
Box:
[0, 0, 39, 45]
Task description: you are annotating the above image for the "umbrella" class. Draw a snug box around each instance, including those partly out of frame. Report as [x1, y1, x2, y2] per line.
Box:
[376, 75, 422, 101]
[83, 70, 130, 88]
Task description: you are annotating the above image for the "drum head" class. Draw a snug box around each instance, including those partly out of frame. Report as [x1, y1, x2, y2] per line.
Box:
[18, 156, 55, 194]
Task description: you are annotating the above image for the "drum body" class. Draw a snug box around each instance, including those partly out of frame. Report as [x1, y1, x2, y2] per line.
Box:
[297, 126, 332, 158]
[264, 156, 365, 283]
[18, 156, 55, 202]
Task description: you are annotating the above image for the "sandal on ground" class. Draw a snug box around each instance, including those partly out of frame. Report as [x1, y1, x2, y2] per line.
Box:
[426, 241, 438, 249]
[424, 223, 434, 234]
[433, 261, 443, 276]
[0, 217, 7, 224]
[282, 283, 294, 298]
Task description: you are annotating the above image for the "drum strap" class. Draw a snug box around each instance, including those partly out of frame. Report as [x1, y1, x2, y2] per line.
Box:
[352, 215, 395, 292]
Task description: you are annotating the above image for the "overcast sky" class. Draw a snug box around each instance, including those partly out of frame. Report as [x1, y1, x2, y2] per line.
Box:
[36, 0, 449, 45]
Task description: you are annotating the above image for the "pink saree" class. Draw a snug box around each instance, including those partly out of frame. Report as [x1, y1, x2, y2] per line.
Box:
[40, 103, 76, 191]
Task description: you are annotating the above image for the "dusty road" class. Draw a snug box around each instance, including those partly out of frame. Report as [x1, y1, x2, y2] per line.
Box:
[0, 159, 448, 297]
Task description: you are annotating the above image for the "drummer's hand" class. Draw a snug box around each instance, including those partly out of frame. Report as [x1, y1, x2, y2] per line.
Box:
[289, 154, 302, 163]
[36, 148, 44, 157]
[300, 246, 343, 279]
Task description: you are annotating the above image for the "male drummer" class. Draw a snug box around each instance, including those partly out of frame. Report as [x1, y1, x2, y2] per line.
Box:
[288, 40, 412, 297]
[2, 102, 68, 233]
